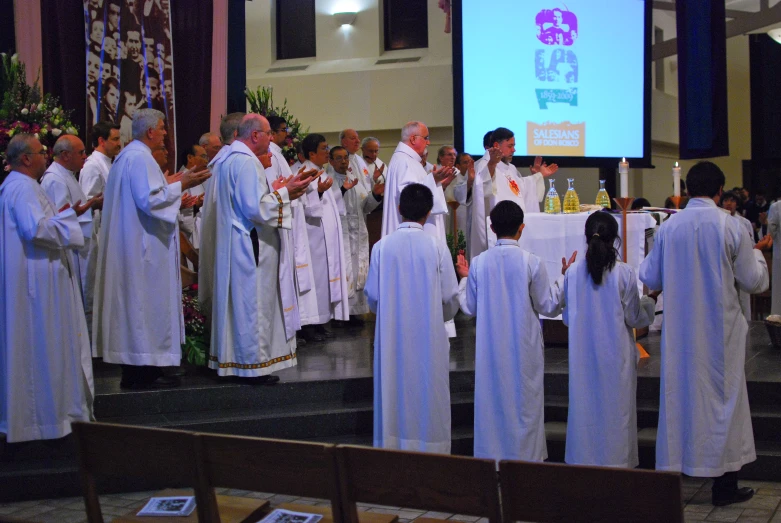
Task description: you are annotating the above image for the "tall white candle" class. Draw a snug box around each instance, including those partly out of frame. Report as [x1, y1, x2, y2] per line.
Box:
[672, 161, 681, 197]
[619, 157, 629, 198]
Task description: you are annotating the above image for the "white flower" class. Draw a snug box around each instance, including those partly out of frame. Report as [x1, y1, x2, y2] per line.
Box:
[10, 53, 18, 64]
[20, 108, 29, 115]
[52, 108, 59, 115]
[65, 127, 77, 135]
[33, 133, 39, 139]
[51, 128, 62, 137]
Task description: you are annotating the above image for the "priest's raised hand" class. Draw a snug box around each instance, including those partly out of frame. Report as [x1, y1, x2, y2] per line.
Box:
[432, 164, 456, 189]
[285, 167, 319, 200]
[317, 173, 334, 195]
[180, 166, 211, 190]
[342, 176, 359, 191]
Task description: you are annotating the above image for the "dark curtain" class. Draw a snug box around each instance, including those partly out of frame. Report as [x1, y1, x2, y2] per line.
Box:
[227, 0, 245, 113]
[171, 0, 213, 159]
[41, 0, 87, 141]
[675, 0, 729, 159]
[0, 0, 14, 53]
[750, 34, 781, 161]
[41, 0, 213, 160]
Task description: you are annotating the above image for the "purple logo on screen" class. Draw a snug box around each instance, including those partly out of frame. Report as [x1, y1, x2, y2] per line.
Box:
[536, 8, 578, 46]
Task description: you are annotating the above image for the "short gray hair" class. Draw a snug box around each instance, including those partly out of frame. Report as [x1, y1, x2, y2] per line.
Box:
[361, 136, 379, 148]
[52, 135, 75, 156]
[6, 134, 36, 167]
[401, 121, 425, 142]
[199, 132, 220, 147]
[132, 108, 165, 140]
[338, 129, 357, 142]
[236, 114, 266, 140]
[220, 112, 244, 144]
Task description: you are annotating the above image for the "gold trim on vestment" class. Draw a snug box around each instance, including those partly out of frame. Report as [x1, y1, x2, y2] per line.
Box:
[208, 352, 297, 369]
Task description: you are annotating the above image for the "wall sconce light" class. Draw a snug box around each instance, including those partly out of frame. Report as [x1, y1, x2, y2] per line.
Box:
[334, 12, 357, 27]
[769, 28, 781, 44]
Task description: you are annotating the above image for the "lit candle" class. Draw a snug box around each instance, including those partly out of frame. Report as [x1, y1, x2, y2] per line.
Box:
[672, 161, 681, 197]
[619, 157, 629, 198]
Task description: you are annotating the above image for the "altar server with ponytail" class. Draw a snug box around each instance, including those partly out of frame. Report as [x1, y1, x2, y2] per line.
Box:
[562, 211, 655, 468]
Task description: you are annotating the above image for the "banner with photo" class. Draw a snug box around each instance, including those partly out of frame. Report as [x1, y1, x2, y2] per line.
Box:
[83, 0, 176, 172]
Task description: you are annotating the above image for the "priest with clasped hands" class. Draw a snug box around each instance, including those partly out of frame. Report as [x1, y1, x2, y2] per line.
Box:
[92, 108, 211, 389]
[0, 134, 97, 442]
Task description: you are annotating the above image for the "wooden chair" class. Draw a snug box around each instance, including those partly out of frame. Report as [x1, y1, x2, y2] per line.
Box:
[499, 460, 683, 523]
[198, 433, 395, 523]
[336, 445, 502, 523]
[72, 422, 268, 523]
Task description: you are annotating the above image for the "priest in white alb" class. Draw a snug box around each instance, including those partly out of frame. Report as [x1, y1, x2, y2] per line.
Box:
[366, 183, 460, 453]
[41, 134, 103, 343]
[467, 127, 557, 261]
[299, 133, 351, 340]
[457, 201, 567, 462]
[92, 109, 210, 389]
[0, 134, 95, 442]
[361, 136, 386, 184]
[207, 114, 313, 381]
[640, 161, 770, 507]
[337, 129, 384, 321]
[79, 121, 122, 228]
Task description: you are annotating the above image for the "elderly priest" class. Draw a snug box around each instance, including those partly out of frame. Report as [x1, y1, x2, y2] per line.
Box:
[0, 134, 96, 442]
[92, 109, 210, 389]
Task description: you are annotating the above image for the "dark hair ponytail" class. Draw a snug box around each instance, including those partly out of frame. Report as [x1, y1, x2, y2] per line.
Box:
[584, 211, 620, 285]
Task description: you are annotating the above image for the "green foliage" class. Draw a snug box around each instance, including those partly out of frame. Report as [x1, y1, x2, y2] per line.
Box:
[446, 230, 467, 266]
[245, 85, 308, 164]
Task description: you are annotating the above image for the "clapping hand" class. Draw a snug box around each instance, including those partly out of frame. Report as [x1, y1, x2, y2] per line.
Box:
[540, 161, 559, 177]
[456, 251, 469, 279]
[180, 194, 199, 209]
[342, 176, 359, 191]
[561, 251, 577, 275]
[756, 235, 774, 251]
[286, 168, 318, 200]
[466, 157, 476, 188]
[530, 156, 544, 174]
[181, 166, 211, 190]
[165, 169, 182, 185]
[71, 197, 99, 217]
[272, 175, 290, 191]
[317, 174, 333, 193]
[373, 162, 385, 183]
[432, 165, 457, 189]
[90, 193, 104, 211]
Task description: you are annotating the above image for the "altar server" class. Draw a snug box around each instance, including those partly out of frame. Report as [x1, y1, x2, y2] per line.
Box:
[208, 114, 312, 380]
[467, 128, 556, 261]
[457, 200, 567, 461]
[640, 161, 770, 506]
[562, 211, 655, 468]
[41, 135, 102, 343]
[338, 129, 384, 319]
[0, 134, 95, 442]
[80, 121, 122, 215]
[300, 134, 350, 333]
[93, 109, 210, 389]
[366, 183, 460, 453]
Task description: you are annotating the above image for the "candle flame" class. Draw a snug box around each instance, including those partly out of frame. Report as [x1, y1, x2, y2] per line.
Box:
[622, 157, 626, 162]
[675, 161, 679, 168]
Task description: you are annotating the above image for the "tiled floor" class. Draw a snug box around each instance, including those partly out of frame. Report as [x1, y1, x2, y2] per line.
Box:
[4, 477, 781, 523]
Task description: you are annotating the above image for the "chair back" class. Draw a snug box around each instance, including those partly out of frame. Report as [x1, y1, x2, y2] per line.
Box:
[72, 422, 217, 523]
[499, 460, 683, 523]
[198, 433, 342, 520]
[337, 445, 501, 523]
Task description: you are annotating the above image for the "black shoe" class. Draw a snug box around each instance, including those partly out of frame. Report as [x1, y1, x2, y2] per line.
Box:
[347, 317, 365, 327]
[164, 366, 187, 377]
[244, 375, 280, 386]
[299, 328, 325, 343]
[121, 375, 181, 390]
[331, 320, 348, 329]
[712, 487, 754, 506]
[315, 325, 336, 338]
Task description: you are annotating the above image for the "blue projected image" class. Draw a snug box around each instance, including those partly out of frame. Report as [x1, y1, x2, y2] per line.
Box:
[459, 0, 647, 159]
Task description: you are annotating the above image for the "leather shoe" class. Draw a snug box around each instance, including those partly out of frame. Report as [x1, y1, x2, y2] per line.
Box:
[712, 487, 754, 506]
[299, 328, 325, 343]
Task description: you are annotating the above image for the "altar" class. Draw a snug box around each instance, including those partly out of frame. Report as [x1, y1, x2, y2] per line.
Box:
[489, 211, 658, 320]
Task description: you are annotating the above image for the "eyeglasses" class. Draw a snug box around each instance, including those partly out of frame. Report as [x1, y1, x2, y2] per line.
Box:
[413, 134, 430, 141]
[198, 154, 208, 159]
[276, 127, 290, 133]
[26, 150, 47, 157]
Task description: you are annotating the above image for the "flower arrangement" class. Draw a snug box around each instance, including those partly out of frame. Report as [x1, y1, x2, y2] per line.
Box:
[182, 284, 209, 366]
[0, 52, 78, 173]
[446, 230, 467, 267]
[245, 85, 308, 165]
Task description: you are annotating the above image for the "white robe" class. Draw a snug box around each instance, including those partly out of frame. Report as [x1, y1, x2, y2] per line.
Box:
[443, 167, 470, 244]
[198, 145, 228, 319]
[731, 212, 755, 322]
[92, 140, 184, 367]
[562, 260, 655, 468]
[365, 222, 460, 453]
[301, 160, 350, 324]
[179, 177, 204, 250]
[79, 149, 111, 235]
[365, 158, 386, 184]
[0, 171, 94, 442]
[381, 142, 448, 240]
[208, 140, 296, 376]
[768, 200, 781, 315]
[41, 162, 98, 346]
[468, 157, 544, 261]
[639, 197, 769, 477]
[458, 239, 563, 461]
[331, 154, 381, 315]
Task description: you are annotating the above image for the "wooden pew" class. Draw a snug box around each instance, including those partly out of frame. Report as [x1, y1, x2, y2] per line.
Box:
[499, 460, 683, 523]
[71, 422, 267, 523]
[336, 445, 501, 523]
[198, 433, 395, 523]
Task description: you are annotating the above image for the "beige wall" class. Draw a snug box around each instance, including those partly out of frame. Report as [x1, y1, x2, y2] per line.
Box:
[246, 2, 755, 207]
